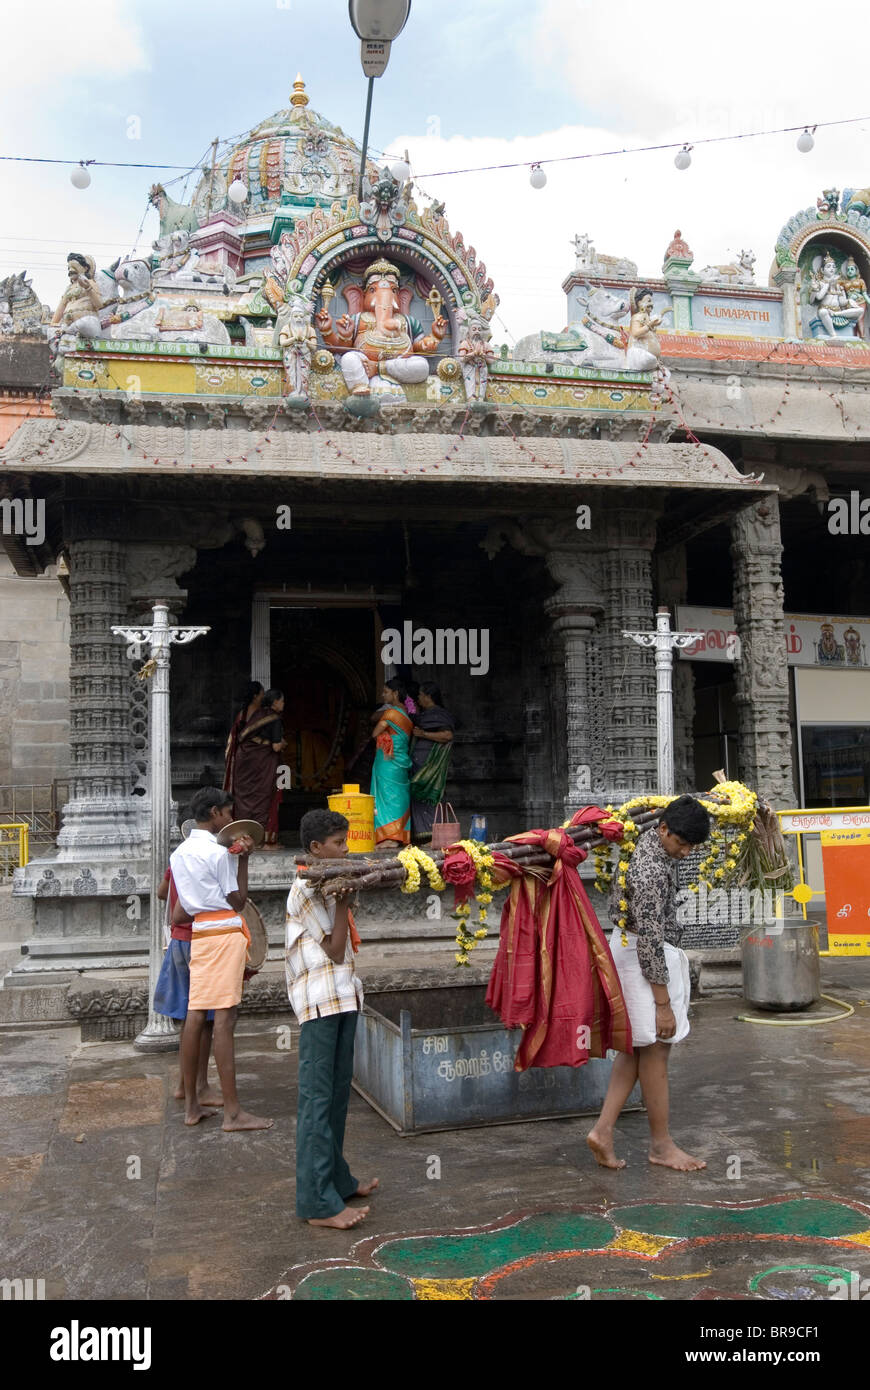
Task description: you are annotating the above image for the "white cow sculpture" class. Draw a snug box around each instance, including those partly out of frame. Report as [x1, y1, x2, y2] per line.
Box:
[513, 286, 661, 373]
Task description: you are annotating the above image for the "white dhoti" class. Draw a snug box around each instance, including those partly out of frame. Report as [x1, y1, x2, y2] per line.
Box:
[339, 350, 430, 394]
[609, 928, 691, 1048]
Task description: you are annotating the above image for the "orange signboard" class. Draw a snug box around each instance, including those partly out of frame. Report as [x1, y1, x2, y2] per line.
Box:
[821, 828, 870, 955]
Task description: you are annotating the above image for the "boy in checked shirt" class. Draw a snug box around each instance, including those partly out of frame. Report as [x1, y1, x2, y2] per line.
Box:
[286, 809, 378, 1230]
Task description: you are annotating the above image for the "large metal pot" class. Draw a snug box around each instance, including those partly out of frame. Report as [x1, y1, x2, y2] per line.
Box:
[741, 921, 821, 1012]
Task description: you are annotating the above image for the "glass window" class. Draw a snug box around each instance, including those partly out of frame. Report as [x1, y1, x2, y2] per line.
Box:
[800, 725, 870, 807]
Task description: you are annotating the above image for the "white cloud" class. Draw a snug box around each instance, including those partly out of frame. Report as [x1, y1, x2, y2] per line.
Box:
[529, 0, 868, 134]
[0, 0, 148, 99]
[388, 113, 870, 342]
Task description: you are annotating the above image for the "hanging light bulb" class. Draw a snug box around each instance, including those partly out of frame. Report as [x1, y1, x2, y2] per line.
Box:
[70, 161, 91, 189]
[674, 145, 692, 171]
[228, 178, 249, 204]
[796, 128, 815, 153]
[529, 162, 547, 189]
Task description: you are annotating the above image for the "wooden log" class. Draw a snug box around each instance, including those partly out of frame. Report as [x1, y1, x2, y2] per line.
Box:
[298, 806, 667, 894]
[299, 807, 664, 884]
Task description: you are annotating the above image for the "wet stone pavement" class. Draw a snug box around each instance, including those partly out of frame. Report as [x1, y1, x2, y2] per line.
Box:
[1, 959, 869, 1302]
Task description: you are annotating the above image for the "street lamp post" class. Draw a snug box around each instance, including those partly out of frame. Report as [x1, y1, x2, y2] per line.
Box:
[112, 604, 210, 1052]
[348, 0, 412, 199]
[623, 606, 698, 796]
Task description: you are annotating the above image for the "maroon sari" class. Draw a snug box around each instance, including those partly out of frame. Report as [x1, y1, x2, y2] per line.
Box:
[229, 709, 284, 831]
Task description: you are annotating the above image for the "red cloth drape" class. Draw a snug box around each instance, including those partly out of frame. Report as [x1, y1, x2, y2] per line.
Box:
[485, 812, 631, 1070]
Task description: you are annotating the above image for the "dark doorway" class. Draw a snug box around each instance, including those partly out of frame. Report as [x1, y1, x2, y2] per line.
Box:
[269, 606, 378, 840]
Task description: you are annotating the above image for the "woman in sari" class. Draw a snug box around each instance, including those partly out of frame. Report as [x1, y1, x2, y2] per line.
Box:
[370, 677, 413, 846]
[227, 688, 286, 847]
[224, 681, 264, 795]
[409, 683, 455, 842]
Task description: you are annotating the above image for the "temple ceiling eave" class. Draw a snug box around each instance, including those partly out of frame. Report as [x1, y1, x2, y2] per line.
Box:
[0, 418, 763, 492]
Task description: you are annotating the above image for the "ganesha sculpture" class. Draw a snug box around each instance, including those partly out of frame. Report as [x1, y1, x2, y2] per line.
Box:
[315, 258, 447, 399]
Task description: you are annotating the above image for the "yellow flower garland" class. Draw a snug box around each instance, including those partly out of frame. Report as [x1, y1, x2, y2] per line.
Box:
[592, 781, 759, 904]
[450, 839, 496, 966]
[397, 845, 446, 894]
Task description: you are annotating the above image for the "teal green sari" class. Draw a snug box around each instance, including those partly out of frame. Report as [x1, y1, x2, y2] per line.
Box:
[371, 704, 413, 844]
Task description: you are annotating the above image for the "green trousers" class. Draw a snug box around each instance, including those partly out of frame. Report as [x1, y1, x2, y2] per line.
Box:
[296, 1010, 359, 1219]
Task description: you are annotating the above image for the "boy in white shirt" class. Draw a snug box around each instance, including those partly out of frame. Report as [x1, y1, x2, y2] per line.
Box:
[286, 809, 378, 1229]
[171, 786, 272, 1132]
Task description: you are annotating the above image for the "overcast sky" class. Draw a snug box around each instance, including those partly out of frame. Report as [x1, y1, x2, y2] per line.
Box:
[3, 0, 869, 341]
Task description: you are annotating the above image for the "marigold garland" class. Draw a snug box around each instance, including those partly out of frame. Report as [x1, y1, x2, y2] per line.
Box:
[397, 845, 446, 894]
[592, 781, 760, 925]
[449, 839, 496, 967]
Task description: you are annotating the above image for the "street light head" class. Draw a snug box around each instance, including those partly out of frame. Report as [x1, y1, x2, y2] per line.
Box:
[348, 0, 411, 40]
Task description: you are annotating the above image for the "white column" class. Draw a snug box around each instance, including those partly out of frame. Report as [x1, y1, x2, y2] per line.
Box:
[112, 604, 210, 1051]
[623, 607, 697, 795]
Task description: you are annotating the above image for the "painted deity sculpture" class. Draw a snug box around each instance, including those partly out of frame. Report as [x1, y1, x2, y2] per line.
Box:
[277, 295, 318, 397]
[627, 287, 668, 360]
[315, 259, 447, 398]
[457, 309, 494, 402]
[49, 253, 108, 341]
[809, 252, 865, 338]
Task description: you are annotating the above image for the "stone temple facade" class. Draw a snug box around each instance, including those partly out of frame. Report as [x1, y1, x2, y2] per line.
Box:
[2, 83, 870, 1001]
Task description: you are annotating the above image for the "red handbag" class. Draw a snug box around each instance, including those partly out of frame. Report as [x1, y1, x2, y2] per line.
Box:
[431, 801, 461, 850]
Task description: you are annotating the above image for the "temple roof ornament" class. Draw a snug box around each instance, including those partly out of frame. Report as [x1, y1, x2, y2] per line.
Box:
[289, 73, 309, 107]
[664, 229, 693, 265]
[191, 76, 376, 219]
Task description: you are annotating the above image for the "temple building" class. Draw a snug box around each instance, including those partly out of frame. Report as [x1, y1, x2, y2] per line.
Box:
[2, 81, 870, 1014]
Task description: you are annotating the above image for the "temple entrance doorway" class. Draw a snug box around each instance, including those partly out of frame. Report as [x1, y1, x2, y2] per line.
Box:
[255, 593, 395, 841]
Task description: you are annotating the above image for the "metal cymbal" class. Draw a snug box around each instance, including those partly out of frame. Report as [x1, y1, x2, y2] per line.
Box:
[216, 818, 265, 848]
[181, 819, 196, 840]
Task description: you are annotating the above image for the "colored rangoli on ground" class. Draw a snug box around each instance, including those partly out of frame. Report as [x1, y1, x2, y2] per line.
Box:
[265, 1195, 870, 1300]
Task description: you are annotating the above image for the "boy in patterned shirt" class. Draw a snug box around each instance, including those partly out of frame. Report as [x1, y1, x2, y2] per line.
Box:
[286, 808, 378, 1230]
[588, 794, 710, 1172]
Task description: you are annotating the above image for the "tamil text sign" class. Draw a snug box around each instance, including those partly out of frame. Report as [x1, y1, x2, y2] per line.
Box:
[676, 606, 870, 669]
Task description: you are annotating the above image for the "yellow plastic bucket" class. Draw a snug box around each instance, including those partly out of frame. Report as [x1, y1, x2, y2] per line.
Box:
[328, 783, 375, 854]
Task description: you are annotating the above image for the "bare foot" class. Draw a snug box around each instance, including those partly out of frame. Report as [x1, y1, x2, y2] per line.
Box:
[586, 1129, 627, 1170]
[649, 1141, 707, 1171]
[222, 1110, 274, 1132]
[197, 1088, 224, 1107]
[173, 1082, 185, 1101]
[184, 1104, 220, 1126]
[308, 1205, 369, 1229]
[352, 1177, 379, 1198]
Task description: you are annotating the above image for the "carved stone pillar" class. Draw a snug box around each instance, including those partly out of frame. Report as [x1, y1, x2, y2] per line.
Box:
[598, 508, 658, 802]
[545, 602, 600, 816]
[57, 539, 143, 858]
[521, 597, 553, 827]
[730, 497, 796, 804]
[657, 543, 696, 791]
[542, 542, 604, 820]
[479, 517, 604, 821]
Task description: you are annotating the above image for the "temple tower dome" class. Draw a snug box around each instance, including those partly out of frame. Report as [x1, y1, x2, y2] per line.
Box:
[190, 77, 378, 227]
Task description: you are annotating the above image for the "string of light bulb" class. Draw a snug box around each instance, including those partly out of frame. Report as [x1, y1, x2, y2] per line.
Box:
[0, 111, 861, 197]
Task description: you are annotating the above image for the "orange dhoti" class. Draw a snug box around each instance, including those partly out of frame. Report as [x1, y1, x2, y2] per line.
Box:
[188, 909, 251, 1011]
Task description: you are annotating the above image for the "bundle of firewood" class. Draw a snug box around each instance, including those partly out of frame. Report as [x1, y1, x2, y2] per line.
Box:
[295, 808, 664, 896]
